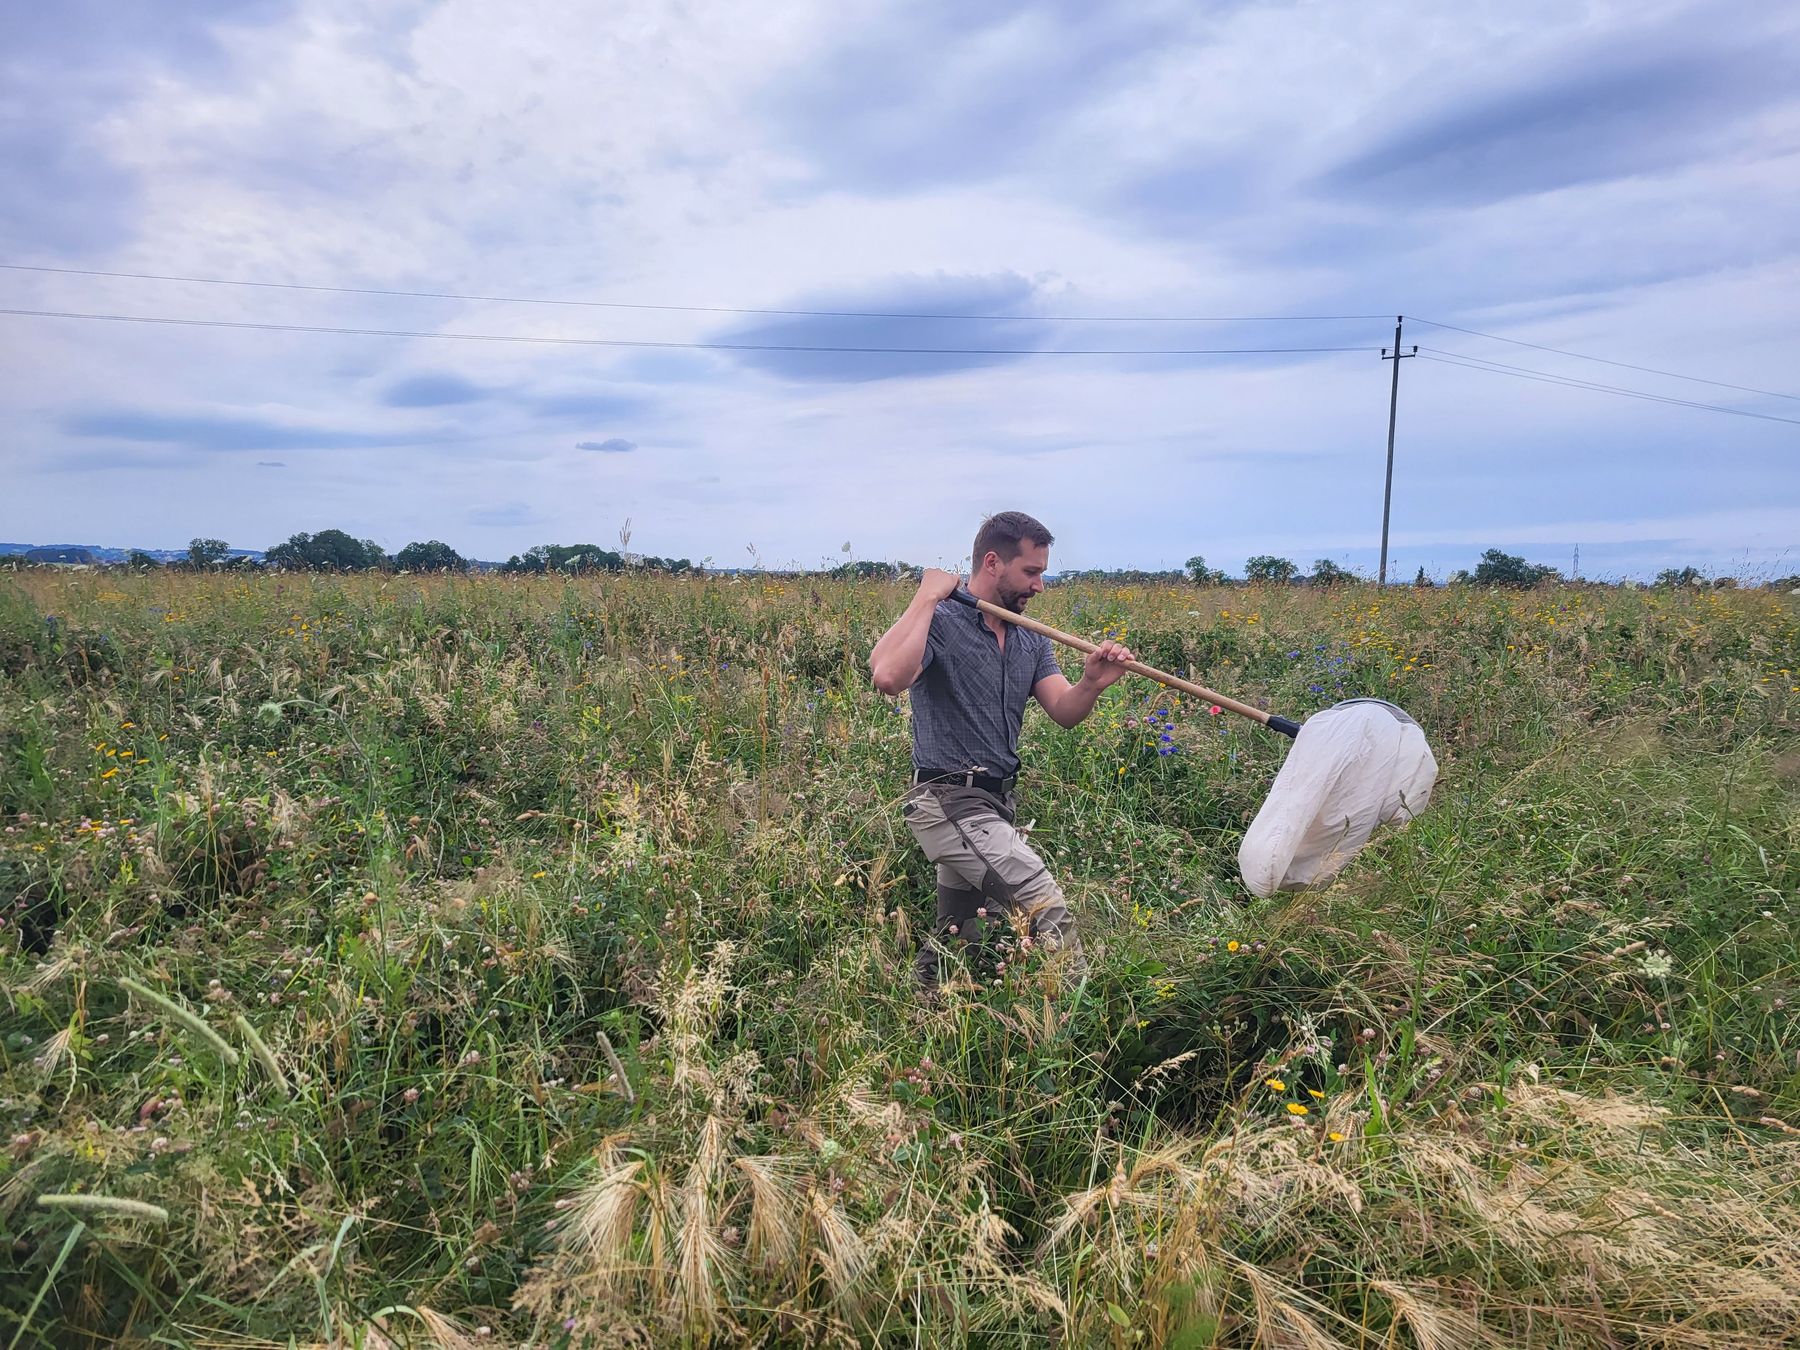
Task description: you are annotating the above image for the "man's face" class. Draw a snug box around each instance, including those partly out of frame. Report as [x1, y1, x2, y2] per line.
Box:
[987, 541, 1049, 613]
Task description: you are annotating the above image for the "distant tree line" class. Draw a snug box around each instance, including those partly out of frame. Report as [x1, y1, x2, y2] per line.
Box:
[21, 536, 1797, 592]
[122, 533, 695, 576]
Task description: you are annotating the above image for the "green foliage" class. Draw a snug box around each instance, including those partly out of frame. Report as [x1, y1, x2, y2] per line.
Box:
[829, 559, 915, 580]
[499, 542, 625, 573]
[1243, 555, 1298, 584]
[1657, 565, 1705, 588]
[185, 537, 231, 569]
[1184, 555, 1231, 586]
[393, 539, 469, 573]
[1307, 558, 1356, 586]
[1, 572, 1797, 1345]
[1472, 547, 1560, 588]
[264, 528, 388, 571]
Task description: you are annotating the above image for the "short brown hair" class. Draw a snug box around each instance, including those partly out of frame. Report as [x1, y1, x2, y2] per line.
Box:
[972, 511, 1053, 570]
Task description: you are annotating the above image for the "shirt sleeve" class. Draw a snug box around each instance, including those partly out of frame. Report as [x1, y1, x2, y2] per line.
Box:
[918, 605, 946, 673]
[1032, 633, 1062, 687]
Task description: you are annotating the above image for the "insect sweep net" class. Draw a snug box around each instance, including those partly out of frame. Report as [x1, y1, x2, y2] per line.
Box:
[1237, 698, 1438, 897]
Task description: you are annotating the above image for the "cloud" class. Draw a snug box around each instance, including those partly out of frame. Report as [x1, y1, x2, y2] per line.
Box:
[763, 0, 1180, 192]
[0, 1, 296, 255]
[63, 409, 401, 451]
[528, 390, 648, 420]
[382, 372, 489, 406]
[257, 460, 287, 468]
[713, 272, 1052, 382]
[575, 438, 636, 453]
[466, 501, 544, 527]
[1315, 32, 1798, 208]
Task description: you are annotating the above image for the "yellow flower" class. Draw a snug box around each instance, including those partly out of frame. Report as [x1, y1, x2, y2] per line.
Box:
[1308, 1089, 1325, 1100]
[1226, 940, 1239, 952]
[1265, 1077, 1286, 1091]
[1328, 1131, 1345, 1142]
[100, 767, 119, 779]
[1286, 1103, 1308, 1116]
[532, 871, 547, 879]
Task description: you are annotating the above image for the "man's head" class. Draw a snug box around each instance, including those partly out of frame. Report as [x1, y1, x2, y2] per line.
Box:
[972, 510, 1053, 613]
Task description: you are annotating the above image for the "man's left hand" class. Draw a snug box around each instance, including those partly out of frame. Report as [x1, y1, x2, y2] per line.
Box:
[1082, 640, 1136, 690]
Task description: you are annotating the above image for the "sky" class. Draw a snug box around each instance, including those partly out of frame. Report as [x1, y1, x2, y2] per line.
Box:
[2, 0, 1797, 580]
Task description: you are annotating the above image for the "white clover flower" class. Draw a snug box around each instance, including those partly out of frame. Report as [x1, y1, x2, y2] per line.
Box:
[1640, 950, 1674, 979]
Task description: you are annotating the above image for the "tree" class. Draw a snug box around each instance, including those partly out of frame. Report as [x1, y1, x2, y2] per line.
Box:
[1244, 555, 1298, 584]
[125, 550, 163, 570]
[187, 537, 231, 569]
[265, 530, 388, 571]
[1472, 548, 1557, 589]
[499, 544, 624, 574]
[1654, 566, 1703, 588]
[394, 540, 469, 572]
[1308, 558, 1355, 587]
[1412, 566, 1434, 588]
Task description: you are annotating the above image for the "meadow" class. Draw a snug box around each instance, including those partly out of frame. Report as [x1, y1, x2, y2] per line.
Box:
[1, 570, 1797, 1348]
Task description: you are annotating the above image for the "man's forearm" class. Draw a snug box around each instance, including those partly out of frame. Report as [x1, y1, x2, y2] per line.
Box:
[1049, 676, 1108, 728]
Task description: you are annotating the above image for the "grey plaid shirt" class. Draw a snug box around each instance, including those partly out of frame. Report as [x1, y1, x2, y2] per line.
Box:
[908, 600, 1062, 778]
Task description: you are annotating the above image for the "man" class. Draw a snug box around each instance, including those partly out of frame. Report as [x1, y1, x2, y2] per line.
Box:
[868, 511, 1136, 993]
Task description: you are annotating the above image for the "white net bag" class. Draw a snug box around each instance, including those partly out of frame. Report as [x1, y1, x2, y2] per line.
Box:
[1237, 698, 1438, 897]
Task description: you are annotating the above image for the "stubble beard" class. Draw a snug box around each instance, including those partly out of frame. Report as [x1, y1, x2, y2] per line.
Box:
[999, 584, 1031, 614]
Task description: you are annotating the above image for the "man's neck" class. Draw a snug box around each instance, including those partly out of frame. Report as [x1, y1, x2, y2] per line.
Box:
[967, 579, 1010, 644]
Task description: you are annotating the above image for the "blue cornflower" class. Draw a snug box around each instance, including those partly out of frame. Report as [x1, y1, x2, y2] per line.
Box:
[1287, 650, 1301, 659]
[1309, 684, 1323, 693]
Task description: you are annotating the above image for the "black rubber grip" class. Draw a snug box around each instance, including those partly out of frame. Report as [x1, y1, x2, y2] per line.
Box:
[947, 588, 979, 608]
[1265, 715, 1302, 739]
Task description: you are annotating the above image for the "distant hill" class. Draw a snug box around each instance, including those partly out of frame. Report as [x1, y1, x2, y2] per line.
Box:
[0, 543, 263, 563]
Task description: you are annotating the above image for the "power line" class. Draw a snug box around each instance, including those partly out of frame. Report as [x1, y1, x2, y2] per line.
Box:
[1416, 347, 1800, 427]
[1410, 315, 1800, 403]
[0, 305, 1380, 357]
[0, 262, 1388, 324]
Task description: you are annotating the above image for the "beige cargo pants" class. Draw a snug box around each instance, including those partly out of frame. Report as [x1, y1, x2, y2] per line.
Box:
[901, 782, 1082, 990]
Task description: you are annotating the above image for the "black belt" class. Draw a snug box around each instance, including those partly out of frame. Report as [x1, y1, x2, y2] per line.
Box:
[912, 767, 1015, 795]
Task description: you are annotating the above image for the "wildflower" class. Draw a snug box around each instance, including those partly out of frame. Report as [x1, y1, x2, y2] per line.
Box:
[1286, 1102, 1308, 1116]
[1328, 1131, 1345, 1142]
[1264, 1077, 1286, 1091]
[1640, 950, 1674, 979]
[1226, 940, 1240, 952]
[1208, 705, 1222, 716]
[1308, 1088, 1325, 1100]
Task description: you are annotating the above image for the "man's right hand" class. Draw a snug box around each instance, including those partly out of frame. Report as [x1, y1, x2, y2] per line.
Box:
[918, 568, 962, 603]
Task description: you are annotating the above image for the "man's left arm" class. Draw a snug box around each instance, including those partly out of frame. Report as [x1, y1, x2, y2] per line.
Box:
[1033, 638, 1136, 729]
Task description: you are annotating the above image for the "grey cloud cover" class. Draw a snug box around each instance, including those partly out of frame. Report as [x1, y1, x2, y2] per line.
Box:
[1315, 31, 1800, 208]
[382, 373, 489, 406]
[64, 410, 402, 452]
[714, 273, 1051, 382]
[1, 0, 1795, 577]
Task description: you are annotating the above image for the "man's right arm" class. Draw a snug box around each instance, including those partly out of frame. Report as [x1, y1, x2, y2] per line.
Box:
[869, 568, 961, 695]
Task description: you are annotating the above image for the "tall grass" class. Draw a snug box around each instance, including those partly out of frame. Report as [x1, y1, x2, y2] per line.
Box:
[1, 571, 1796, 1346]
